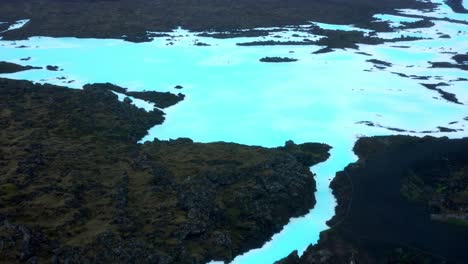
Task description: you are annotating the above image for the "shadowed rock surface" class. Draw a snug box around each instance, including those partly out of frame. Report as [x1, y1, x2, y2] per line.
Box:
[277, 136, 468, 264]
[0, 78, 331, 263]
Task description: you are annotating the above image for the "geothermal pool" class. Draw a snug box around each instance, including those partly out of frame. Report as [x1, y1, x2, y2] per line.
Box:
[0, 0, 467, 263]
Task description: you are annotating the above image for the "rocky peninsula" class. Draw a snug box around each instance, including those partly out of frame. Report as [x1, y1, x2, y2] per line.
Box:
[0, 77, 330, 263]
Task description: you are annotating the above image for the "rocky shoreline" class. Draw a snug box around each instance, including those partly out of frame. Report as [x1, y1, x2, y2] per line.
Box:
[0, 77, 331, 263]
[0, 61, 41, 73]
[0, 0, 434, 43]
[277, 136, 468, 264]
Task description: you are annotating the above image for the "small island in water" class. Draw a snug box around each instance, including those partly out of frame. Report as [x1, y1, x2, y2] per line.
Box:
[259, 57, 299, 63]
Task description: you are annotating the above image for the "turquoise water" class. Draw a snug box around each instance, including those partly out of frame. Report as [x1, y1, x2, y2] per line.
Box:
[0, 1, 467, 263]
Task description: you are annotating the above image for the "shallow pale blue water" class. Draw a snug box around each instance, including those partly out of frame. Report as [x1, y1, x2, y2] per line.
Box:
[0, 1, 467, 263]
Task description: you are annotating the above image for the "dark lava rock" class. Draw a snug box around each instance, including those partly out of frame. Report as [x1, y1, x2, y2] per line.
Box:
[355, 51, 371, 56]
[445, 0, 468, 14]
[366, 59, 392, 67]
[46, 65, 60, 71]
[309, 28, 384, 49]
[453, 54, 468, 64]
[437, 126, 457, 132]
[126, 91, 185, 108]
[420, 82, 462, 104]
[274, 250, 300, 264]
[194, 42, 210, 46]
[430, 61, 468, 71]
[123, 97, 132, 104]
[278, 136, 468, 263]
[174, 85, 183, 89]
[122, 34, 152, 43]
[237, 40, 314, 46]
[259, 57, 298, 63]
[0, 0, 435, 42]
[0, 61, 41, 74]
[430, 53, 468, 71]
[313, 47, 335, 54]
[399, 19, 435, 30]
[83, 83, 185, 109]
[0, 77, 331, 263]
[197, 29, 273, 39]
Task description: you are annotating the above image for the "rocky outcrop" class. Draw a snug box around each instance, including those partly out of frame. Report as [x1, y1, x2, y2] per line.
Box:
[0, 61, 41, 74]
[46, 65, 61, 71]
[430, 53, 468, 71]
[0, 77, 330, 263]
[259, 57, 298, 63]
[420, 82, 462, 105]
[445, 0, 468, 14]
[83, 82, 185, 108]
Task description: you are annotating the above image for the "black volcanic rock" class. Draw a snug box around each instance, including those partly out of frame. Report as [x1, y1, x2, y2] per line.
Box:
[366, 59, 392, 67]
[0, 77, 330, 263]
[275, 250, 300, 264]
[399, 19, 435, 30]
[445, 0, 468, 14]
[430, 53, 468, 71]
[259, 57, 298, 63]
[198, 29, 272, 39]
[0, 0, 434, 42]
[237, 40, 314, 46]
[430, 61, 468, 71]
[83, 83, 185, 109]
[313, 47, 335, 54]
[453, 54, 468, 64]
[437, 126, 457, 132]
[0, 61, 41, 74]
[421, 82, 463, 104]
[279, 136, 468, 263]
[46, 65, 60, 71]
[194, 42, 210, 46]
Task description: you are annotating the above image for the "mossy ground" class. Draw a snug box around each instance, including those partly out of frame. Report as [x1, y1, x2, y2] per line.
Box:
[0, 77, 330, 263]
